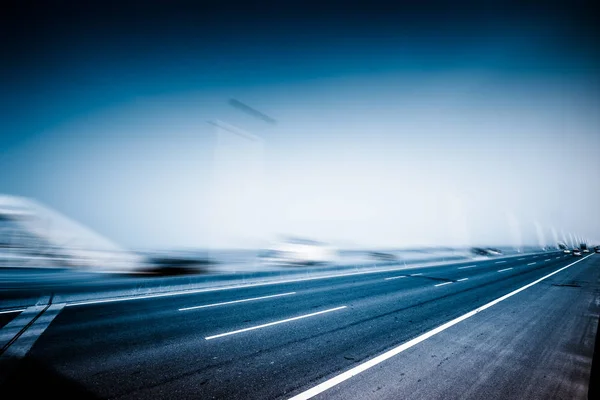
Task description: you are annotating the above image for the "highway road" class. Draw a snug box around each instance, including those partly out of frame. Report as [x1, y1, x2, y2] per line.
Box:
[0, 251, 598, 399]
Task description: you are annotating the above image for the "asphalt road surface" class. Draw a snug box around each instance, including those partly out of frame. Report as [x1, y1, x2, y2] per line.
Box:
[1, 251, 598, 399]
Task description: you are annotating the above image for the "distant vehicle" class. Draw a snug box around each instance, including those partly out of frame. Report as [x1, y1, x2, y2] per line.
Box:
[572, 248, 582, 256]
[558, 243, 571, 254]
[471, 247, 503, 257]
[580, 243, 589, 253]
[595, 246, 600, 254]
[259, 238, 338, 266]
[558, 242, 571, 253]
[140, 254, 215, 275]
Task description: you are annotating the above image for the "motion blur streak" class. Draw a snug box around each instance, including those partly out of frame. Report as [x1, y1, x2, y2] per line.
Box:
[1, 2, 599, 252]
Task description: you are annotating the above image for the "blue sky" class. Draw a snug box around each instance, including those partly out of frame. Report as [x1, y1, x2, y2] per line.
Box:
[1, 1, 599, 249]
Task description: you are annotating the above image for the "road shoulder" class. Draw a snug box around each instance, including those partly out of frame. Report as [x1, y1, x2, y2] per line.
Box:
[309, 255, 600, 400]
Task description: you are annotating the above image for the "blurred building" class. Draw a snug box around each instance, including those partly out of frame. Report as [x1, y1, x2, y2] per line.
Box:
[0, 195, 142, 270]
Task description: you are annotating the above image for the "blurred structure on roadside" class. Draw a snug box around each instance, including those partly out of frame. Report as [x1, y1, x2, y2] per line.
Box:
[470, 247, 503, 257]
[0, 194, 142, 271]
[258, 237, 338, 266]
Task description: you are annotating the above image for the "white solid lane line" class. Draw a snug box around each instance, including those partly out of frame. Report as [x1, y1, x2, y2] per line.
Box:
[205, 306, 347, 340]
[179, 292, 296, 311]
[94, 270, 156, 275]
[457, 265, 477, 270]
[434, 282, 453, 287]
[527, 262, 536, 265]
[456, 278, 469, 282]
[0, 309, 25, 315]
[384, 276, 407, 281]
[495, 261, 507, 264]
[497, 268, 513, 272]
[287, 253, 595, 400]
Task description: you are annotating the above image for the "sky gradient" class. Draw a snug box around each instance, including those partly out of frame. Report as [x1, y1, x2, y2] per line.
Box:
[2, 1, 599, 249]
